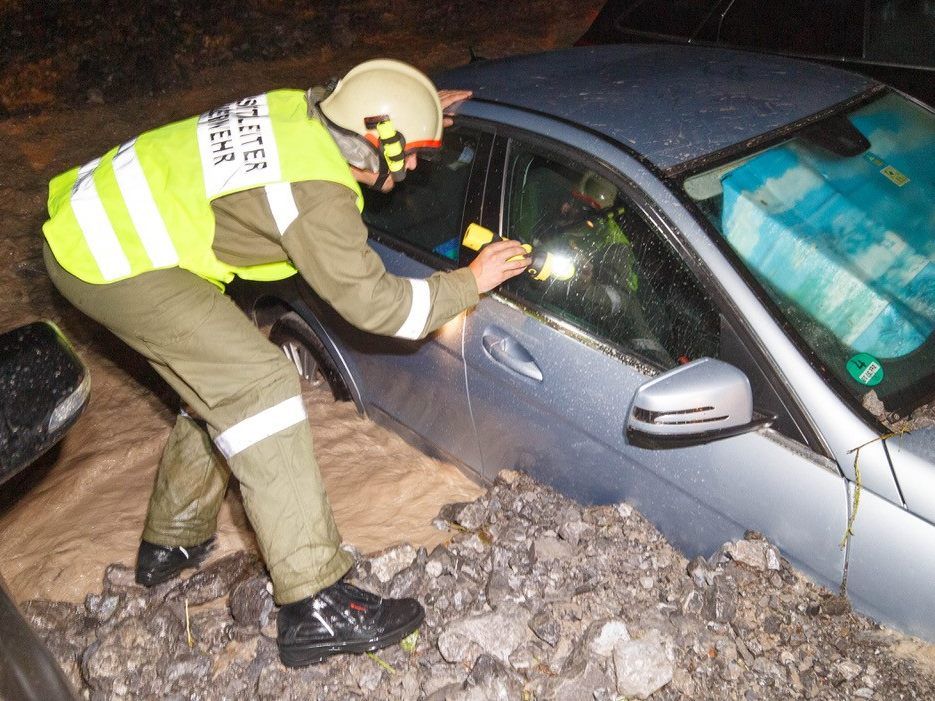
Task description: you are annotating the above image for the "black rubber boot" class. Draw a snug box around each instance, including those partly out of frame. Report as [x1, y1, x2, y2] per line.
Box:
[277, 579, 425, 667]
[135, 536, 216, 587]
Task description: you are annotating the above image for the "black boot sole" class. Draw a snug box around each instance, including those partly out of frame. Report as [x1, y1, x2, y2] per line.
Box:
[278, 609, 425, 668]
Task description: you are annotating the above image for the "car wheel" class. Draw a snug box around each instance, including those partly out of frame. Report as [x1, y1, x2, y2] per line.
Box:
[268, 312, 351, 402]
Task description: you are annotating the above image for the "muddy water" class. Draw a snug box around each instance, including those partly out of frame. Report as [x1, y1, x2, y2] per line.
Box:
[0, 371, 481, 603]
[0, 0, 602, 604]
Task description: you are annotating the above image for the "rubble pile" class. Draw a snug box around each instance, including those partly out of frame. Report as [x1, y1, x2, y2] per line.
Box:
[24, 471, 935, 699]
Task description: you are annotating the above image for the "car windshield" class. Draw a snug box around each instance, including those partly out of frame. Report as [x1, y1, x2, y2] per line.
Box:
[684, 92, 935, 417]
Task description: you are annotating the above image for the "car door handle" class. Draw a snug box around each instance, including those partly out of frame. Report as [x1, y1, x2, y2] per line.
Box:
[482, 329, 543, 382]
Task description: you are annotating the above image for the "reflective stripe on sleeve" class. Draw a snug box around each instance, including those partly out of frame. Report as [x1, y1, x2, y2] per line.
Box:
[264, 183, 299, 235]
[214, 395, 307, 459]
[112, 139, 179, 268]
[393, 278, 431, 340]
[70, 158, 133, 280]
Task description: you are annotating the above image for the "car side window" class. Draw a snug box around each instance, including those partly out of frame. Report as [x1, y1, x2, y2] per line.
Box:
[362, 127, 479, 261]
[501, 141, 719, 369]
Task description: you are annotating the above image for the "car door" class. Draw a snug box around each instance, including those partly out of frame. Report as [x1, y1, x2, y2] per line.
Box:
[329, 124, 492, 472]
[461, 130, 850, 588]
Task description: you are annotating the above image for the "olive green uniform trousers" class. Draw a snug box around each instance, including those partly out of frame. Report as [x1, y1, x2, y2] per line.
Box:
[45, 245, 351, 603]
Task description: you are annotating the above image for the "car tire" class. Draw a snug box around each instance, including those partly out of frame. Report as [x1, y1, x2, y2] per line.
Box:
[268, 312, 352, 402]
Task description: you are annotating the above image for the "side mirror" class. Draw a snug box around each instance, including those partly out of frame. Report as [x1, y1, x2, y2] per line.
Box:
[626, 358, 772, 450]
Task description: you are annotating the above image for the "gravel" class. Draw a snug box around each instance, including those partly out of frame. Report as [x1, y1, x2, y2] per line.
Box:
[22, 470, 935, 699]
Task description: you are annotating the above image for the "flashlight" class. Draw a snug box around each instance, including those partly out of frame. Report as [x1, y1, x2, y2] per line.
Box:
[462, 223, 576, 282]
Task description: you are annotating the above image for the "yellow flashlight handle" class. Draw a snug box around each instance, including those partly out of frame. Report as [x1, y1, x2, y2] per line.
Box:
[462, 223, 496, 251]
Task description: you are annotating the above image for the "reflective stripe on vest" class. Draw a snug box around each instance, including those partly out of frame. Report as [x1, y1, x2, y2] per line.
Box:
[44, 90, 363, 287]
[69, 157, 132, 280]
[112, 139, 179, 269]
[264, 183, 300, 235]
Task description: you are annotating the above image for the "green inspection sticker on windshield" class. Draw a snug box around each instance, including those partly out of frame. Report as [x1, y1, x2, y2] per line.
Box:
[847, 353, 884, 386]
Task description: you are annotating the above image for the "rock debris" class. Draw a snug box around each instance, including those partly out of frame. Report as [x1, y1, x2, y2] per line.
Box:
[22, 470, 935, 699]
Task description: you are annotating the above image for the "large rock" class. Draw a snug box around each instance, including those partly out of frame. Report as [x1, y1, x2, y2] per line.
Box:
[167, 551, 262, 606]
[101, 563, 148, 596]
[588, 620, 631, 657]
[529, 609, 562, 647]
[451, 654, 523, 701]
[723, 539, 782, 572]
[369, 543, 418, 584]
[437, 609, 532, 665]
[229, 575, 274, 628]
[486, 570, 526, 609]
[545, 657, 615, 701]
[701, 577, 738, 623]
[613, 637, 673, 699]
[534, 536, 575, 562]
[437, 500, 489, 530]
[437, 629, 476, 664]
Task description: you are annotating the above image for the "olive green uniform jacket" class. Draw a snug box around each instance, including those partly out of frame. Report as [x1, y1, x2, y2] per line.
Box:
[46, 157, 478, 604]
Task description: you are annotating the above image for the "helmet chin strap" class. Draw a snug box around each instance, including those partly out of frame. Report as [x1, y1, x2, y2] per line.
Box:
[372, 159, 393, 191]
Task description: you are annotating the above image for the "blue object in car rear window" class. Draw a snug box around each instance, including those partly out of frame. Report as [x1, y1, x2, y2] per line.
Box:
[719, 93, 934, 359]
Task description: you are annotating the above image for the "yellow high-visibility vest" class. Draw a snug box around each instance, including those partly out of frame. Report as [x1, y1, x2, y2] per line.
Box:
[43, 90, 363, 288]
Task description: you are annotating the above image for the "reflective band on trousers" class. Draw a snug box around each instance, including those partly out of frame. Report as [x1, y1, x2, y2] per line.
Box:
[214, 395, 307, 459]
[394, 278, 431, 340]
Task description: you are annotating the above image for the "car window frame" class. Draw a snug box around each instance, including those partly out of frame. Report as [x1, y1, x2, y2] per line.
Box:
[363, 121, 495, 273]
[470, 124, 832, 456]
[605, 0, 725, 43]
[464, 128, 730, 367]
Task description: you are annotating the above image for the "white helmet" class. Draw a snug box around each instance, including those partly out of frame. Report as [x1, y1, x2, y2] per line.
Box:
[318, 59, 443, 184]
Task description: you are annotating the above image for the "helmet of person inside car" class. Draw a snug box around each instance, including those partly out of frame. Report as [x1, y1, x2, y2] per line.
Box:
[574, 171, 619, 210]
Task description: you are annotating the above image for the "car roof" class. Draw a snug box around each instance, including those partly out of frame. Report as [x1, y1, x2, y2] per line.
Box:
[437, 44, 876, 172]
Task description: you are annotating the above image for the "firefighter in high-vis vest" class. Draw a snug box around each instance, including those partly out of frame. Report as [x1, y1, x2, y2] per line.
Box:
[42, 59, 528, 667]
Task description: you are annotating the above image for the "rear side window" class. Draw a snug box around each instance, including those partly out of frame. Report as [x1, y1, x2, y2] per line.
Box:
[501, 141, 719, 368]
[363, 128, 479, 261]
